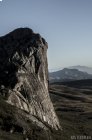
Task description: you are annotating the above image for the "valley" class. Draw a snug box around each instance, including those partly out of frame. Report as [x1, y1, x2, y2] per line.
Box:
[50, 80, 92, 140]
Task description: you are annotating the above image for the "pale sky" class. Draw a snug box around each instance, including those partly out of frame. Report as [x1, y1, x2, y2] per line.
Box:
[0, 0, 92, 70]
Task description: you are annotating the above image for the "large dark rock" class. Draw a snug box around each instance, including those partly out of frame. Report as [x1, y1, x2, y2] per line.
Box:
[0, 28, 60, 131]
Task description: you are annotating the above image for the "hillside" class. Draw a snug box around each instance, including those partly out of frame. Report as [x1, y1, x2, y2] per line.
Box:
[49, 80, 92, 140]
[69, 65, 92, 74]
[49, 68, 92, 83]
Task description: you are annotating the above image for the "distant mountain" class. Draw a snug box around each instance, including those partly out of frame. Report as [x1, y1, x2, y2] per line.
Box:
[49, 68, 92, 83]
[68, 65, 92, 74]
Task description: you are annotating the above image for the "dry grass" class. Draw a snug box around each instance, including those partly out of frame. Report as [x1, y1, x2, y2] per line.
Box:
[50, 83, 92, 140]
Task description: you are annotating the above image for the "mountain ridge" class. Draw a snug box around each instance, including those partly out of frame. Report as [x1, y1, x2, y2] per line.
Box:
[49, 68, 92, 83]
[68, 65, 92, 74]
[49, 65, 92, 74]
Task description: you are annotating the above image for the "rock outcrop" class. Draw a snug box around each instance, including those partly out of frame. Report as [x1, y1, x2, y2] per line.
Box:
[0, 28, 60, 130]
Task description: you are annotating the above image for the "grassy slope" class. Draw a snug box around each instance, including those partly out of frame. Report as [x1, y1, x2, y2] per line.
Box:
[0, 97, 49, 140]
[0, 96, 62, 140]
[50, 84, 92, 140]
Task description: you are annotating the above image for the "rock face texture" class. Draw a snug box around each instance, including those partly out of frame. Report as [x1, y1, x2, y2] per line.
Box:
[0, 28, 60, 130]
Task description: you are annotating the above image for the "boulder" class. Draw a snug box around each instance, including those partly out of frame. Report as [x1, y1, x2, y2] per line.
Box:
[0, 28, 60, 130]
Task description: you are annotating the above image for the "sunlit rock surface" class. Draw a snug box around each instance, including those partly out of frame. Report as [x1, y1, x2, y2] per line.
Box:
[0, 28, 60, 130]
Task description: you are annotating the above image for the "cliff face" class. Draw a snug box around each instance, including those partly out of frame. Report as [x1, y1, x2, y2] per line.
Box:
[0, 28, 60, 130]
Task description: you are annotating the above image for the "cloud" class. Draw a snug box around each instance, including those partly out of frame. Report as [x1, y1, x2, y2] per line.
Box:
[0, 0, 2, 1]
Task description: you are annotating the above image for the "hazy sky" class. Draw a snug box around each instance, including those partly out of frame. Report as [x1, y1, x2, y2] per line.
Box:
[0, 0, 92, 70]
